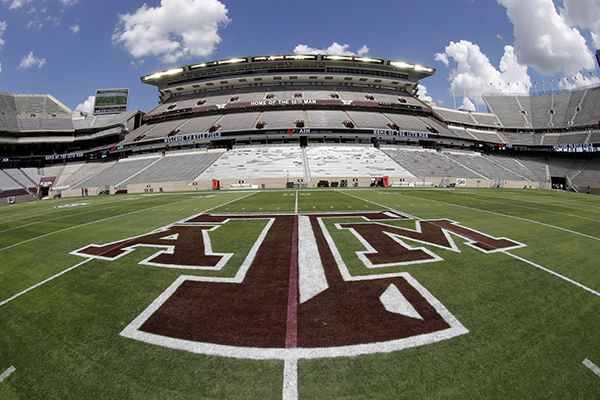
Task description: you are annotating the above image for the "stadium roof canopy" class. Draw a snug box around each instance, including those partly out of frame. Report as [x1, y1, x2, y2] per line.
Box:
[140, 54, 436, 99]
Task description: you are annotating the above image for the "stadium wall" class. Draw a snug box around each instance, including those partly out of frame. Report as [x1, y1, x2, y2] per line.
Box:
[52, 176, 551, 198]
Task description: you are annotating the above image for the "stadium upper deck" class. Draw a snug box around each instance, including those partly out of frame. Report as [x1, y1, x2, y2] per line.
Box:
[140, 54, 436, 101]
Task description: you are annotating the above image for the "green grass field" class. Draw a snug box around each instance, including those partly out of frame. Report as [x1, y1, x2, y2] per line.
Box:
[1, 188, 600, 399]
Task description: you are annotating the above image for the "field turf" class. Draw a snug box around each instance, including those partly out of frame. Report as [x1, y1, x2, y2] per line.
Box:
[0, 187, 599, 399]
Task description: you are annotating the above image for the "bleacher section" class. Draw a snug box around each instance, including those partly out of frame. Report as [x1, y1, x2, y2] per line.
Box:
[71, 157, 159, 190]
[571, 158, 600, 188]
[305, 146, 412, 178]
[121, 150, 225, 185]
[484, 87, 600, 129]
[195, 147, 305, 181]
[484, 96, 529, 128]
[383, 147, 549, 182]
[0, 168, 42, 198]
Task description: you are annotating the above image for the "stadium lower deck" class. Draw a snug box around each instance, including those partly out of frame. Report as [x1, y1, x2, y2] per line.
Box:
[1, 144, 599, 202]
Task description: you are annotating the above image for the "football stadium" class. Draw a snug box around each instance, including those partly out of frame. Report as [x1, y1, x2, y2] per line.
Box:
[1, 54, 600, 399]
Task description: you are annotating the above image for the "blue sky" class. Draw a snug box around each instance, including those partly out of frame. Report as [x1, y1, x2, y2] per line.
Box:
[1, 0, 599, 114]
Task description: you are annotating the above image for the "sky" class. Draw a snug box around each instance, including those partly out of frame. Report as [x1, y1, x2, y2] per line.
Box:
[1, 0, 600, 114]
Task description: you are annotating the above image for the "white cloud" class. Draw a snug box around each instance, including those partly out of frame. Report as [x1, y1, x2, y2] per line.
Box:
[26, 20, 43, 30]
[18, 51, 46, 69]
[435, 40, 531, 107]
[46, 15, 61, 26]
[0, 21, 7, 47]
[459, 97, 476, 111]
[434, 52, 449, 67]
[416, 84, 433, 102]
[497, 0, 595, 75]
[112, 0, 230, 64]
[293, 42, 369, 56]
[3, 0, 34, 10]
[560, 0, 600, 49]
[59, 0, 79, 6]
[70, 24, 79, 34]
[75, 95, 95, 115]
[3, 0, 77, 9]
[357, 45, 369, 56]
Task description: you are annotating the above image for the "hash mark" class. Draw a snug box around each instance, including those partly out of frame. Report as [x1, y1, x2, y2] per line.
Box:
[583, 359, 600, 378]
[0, 366, 15, 383]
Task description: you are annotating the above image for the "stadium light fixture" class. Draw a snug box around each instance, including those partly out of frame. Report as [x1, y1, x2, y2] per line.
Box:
[355, 57, 381, 63]
[390, 61, 414, 69]
[414, 64, 434, 72]
[218, 58, 247, 65]
[324, 55, 354, 61]
[285, 55, 316, 60]
[142, 68, 184, 81]
[191, 63, 208, 69]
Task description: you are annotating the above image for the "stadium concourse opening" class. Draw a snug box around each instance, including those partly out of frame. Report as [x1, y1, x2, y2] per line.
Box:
[2, 54, 600, 200]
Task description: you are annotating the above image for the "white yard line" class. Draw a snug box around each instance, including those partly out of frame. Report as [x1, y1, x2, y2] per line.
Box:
[282, 358, 298, 400]
[0, 366, 15, 383]
[504, 252, 600, 298]
[0, 193, 256, 253]
[396, 192, 600, 242]
[0, 259, 92, 307]
[336, 190, 419, 220]
[450, 195, 600, 223]
[0, 192, 259, 308]
[0, 203, 129, 235]
[295, 190, 299, 213]
[340, 189, 600, 298]
[584, 359, 600, 378]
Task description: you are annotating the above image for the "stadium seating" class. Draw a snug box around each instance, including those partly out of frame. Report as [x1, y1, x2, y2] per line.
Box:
[72, 157, 159, 190]
[122, 150, 224, 185]
[195, 146, 305, 180]
[305, 146, 412, 178]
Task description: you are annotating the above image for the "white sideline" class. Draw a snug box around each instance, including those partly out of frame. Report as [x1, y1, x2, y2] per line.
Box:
[583, 359, 600, 378]
[0, 366, 15, 383]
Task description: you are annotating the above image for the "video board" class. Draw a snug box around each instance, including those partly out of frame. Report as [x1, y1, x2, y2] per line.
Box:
[94, 88, 130, 115]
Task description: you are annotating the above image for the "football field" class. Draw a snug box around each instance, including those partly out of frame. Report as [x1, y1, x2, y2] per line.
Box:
[1, 187, 599, 399]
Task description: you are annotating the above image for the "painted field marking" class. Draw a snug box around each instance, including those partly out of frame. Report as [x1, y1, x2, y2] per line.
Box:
[337, 190, 419, 220]
[397, 192, 600, 242]
[0, 192, 259, 307]
[285, 215, 299, 349]
[0, 198, 192, 253]
[504, 252, 600, 297]
[458, 190, 600, 216]
[458, 195, 600, 223]
[0, 192, 257, 254]
[583, 359, 600, 377]
[282, 358, 298, 400]
[0, 366, 15, 383]
[0, 258, 92, 307]
[340, 189, 600, 298]
[0, 201, 148, 235]
[295, 190, 299, 213]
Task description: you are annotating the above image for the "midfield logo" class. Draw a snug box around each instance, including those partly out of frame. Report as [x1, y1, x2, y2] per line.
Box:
[72, 211, 524, 360]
